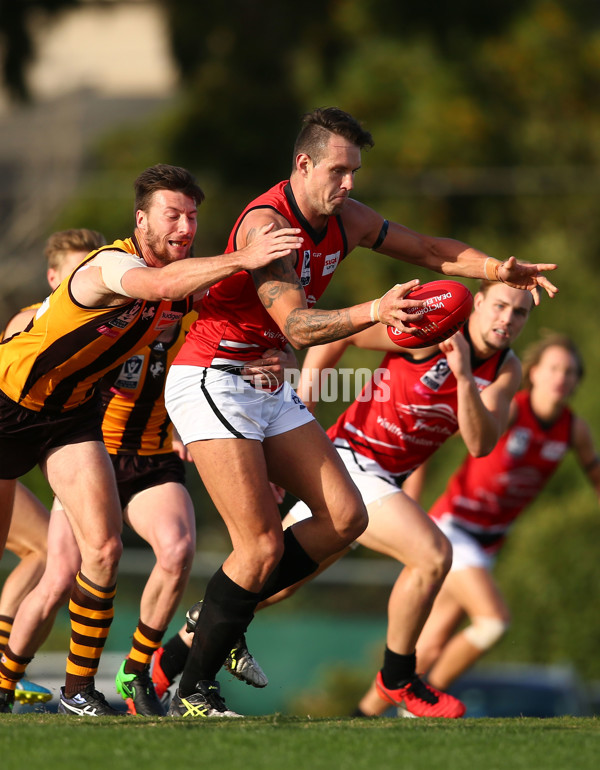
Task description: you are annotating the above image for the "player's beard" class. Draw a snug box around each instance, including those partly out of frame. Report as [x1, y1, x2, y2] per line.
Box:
[145, 226, 194, 265]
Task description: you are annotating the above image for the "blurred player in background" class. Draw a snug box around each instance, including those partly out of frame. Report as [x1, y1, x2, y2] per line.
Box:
[287, 280, 534, 718]
[0, 229, 106, 708]
[412, 332, 600, 694]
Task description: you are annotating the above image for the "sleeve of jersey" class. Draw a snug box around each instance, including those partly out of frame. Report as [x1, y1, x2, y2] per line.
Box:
[92, 251, 148, 297]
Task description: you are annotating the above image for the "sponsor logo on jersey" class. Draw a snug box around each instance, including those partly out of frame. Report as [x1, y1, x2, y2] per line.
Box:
[540, 440, 568, 462]
[300, 250, 311, 286]
[114, 354, 145, 391]
[506, 427, 531, 457]
[322, 250, 341, 276]
[154, 309, 183, 330]
[474, 376, 493, 392]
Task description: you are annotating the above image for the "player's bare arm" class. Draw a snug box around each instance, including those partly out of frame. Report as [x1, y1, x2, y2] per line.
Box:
[454, 348, 522, 457]
[572, 416, 600, 500]
[2, 307, 37, 339]
[70, 226, 303, 307]
[343, 199, 558, 303]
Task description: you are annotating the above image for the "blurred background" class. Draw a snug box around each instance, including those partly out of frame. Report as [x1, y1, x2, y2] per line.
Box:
[2, 0, 600, 716]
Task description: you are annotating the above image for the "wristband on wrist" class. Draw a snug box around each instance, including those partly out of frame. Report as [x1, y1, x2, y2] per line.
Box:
[370, 298, 382, 323]
[484, 257, 503, 282]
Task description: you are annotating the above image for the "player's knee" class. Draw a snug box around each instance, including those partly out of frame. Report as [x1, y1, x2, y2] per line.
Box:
[91, 534, 123, 574]
[463, 616, 509, 651]
[156, 533, 195, 575]
[335, 496, 368, 545]
[418, 532, 452, 585]
[252, 531, 286, 576]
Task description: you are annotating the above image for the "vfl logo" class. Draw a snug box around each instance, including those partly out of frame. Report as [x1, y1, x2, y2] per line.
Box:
[108, 300, 144, 330]
[420, 358, 451, 391]
[300, 250, 311, 286]
[506, 427, 531, 457]
[114, 354, 145, 391]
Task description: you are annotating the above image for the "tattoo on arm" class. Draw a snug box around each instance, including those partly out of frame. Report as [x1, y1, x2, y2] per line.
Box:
[285, 307, 357, 346]
[252, 253, 303, 309]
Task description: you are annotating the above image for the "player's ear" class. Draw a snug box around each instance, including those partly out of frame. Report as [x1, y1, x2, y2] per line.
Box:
[296, 153, 312, 175]
[47, 268, 60, 290]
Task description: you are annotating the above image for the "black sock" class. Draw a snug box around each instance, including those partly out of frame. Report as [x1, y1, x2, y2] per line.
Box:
[159, 633, 190, 682]
[381, 648, 417, 689]
[350, 707, 369, 717]
[258, 528, 319, 601]
[178, 567, 260, 697]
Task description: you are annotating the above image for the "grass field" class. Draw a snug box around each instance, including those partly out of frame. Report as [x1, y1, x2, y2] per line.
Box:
[1, 715, 599, 770]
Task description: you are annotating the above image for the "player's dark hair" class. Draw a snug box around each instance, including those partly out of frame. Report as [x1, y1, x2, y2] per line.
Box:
[293, 107, 374, 166]
[522, 331, 585, 387]
[134, 164, 205, 214]
[44, 228, 106, 269]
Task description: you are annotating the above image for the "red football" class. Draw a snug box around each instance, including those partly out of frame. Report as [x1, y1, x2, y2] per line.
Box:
[386, 280, 473, 349]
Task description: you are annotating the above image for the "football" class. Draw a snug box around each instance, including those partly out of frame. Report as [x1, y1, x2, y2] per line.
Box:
[386, 280, 473, 349]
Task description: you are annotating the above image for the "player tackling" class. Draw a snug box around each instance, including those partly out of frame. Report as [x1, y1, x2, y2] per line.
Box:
[163, 106, 557, 718]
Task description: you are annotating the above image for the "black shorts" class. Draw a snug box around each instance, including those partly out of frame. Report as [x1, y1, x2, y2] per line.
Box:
[0, 389, 103, 479]
[110, 452, 186, 509]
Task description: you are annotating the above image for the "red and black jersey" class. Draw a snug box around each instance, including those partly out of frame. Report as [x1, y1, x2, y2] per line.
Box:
[328, 327, 510, 475]
[429, 389, 573, 550]
[175, 180, 349, 366]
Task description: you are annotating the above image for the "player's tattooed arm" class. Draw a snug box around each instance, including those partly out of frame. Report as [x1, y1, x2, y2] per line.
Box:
[249, 223, 363, 348]
[283, 307, 358, 348]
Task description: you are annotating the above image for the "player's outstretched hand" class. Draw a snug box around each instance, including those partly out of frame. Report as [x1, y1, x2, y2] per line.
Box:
[376, 279, 427, 331]
[238, 223, 303, 271]
[498, 256, 558, 304]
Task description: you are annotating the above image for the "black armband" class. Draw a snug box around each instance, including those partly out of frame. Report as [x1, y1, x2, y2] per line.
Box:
[371, 219, 389, 250]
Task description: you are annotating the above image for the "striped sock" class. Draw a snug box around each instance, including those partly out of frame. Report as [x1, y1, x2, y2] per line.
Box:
[0, 644, 32, 695]
[124, 620, 165, 675]
[0, 615, 13, 655]
[64, 571, 116, 697]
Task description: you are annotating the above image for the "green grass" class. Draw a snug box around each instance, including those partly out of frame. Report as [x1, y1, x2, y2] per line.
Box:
[1, 715, 599, 770]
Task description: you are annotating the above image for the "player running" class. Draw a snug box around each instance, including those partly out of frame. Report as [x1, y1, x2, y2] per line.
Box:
[409, 333, 600, 696]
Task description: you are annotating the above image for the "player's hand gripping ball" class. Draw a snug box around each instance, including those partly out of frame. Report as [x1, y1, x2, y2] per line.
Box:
[386, 280, 473, 349]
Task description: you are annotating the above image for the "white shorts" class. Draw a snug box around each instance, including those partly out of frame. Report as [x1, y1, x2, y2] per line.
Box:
[434, 515, 496, 572]
[165, 364, 314, 444]
[288, 440, 412, 522]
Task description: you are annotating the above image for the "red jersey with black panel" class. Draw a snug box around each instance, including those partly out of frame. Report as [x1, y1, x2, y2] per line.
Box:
[174, 181, 349, 366]
[429, 389, 573, 549]
[328, 328, 509, 476]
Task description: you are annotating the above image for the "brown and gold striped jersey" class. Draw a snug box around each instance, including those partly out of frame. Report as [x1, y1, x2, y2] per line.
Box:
[0, 238, 193, 414]
[99, 313, 194, 455]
